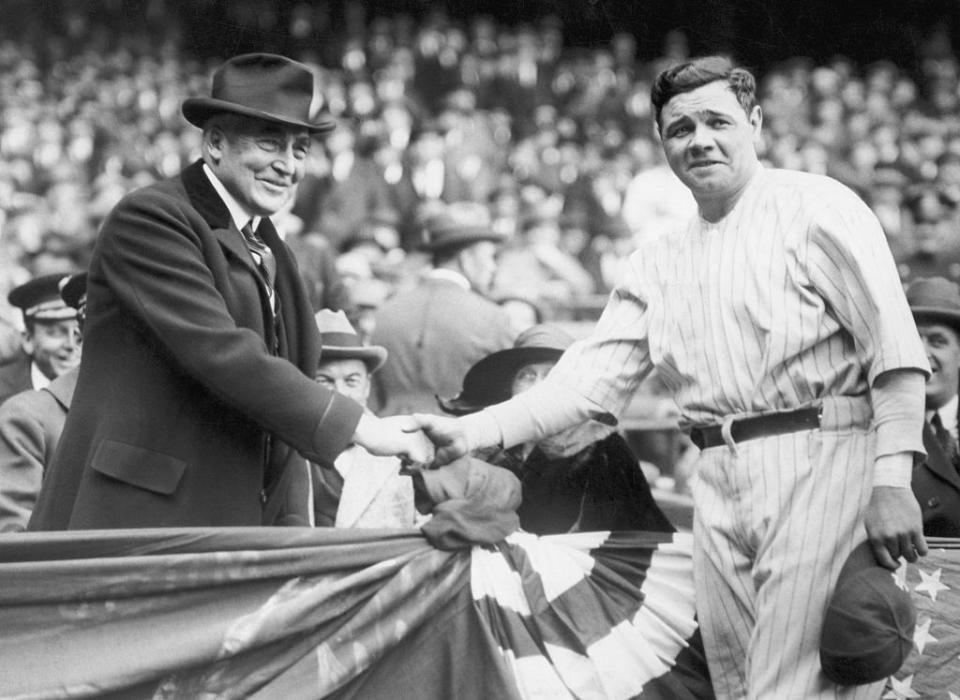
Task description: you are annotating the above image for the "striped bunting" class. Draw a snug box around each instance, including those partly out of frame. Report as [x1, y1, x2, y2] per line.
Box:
[472, 531, 713, 699]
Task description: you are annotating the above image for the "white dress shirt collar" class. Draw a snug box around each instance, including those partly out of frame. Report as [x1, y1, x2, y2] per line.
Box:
[203, 163, 262, 232]
[930, 393, 960, 441]
[30, 362, 51, 391]
[425, 268, 471, 292]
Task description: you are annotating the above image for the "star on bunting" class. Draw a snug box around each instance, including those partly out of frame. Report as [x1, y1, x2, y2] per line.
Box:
[913, 617, 937, 655]
[883, 674, 921, 699]
[914, 567, 950, 602]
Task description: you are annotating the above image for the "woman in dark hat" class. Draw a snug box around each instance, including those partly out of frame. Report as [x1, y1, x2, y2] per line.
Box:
[440, 323, 674, 535]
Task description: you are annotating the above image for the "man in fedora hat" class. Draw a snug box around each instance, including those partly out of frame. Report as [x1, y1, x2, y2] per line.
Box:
[0, 273, 83, 407]
[310, 309, 418, 528]
[29, 53, 432, 531]
[370, 201, 514, 416]
[0, 272, 86, 532]
[907, 276, 960, 536]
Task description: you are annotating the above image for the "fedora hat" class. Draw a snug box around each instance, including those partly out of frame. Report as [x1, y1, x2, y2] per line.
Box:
[182, 53, 335, 133]
[418, 201, 506, 253]
[906, 276, 960, 330]
[315, 309, 387, 372]
[820, 542, 916, 685]
[439, 324, 575, 415]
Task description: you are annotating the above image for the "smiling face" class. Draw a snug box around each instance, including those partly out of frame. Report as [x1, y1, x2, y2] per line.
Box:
[205, 114, 312, 217]
[658, 80, 762, 220]
[918, 321, 960, 410]
[314, 357, 372, 406]
[23, 318, 82, 380]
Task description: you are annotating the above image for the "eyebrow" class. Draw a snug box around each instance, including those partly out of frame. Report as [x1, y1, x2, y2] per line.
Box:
[667, 108, 734, 123]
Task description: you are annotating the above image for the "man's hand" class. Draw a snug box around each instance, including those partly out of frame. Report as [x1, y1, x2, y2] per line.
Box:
[352, 413, 435, 465]
[864, 485, 928, 570]
[410, 413, 471, 466]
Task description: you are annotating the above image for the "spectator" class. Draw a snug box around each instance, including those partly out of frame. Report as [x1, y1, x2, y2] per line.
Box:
[492, 202, 595, 312]
[0, 272, 81, 406]
[439, 323, 675, 535]
[291, 122, 396, 251]
[907, 277, 960, 537]
[371, 201, 513, 415]
[0, 271, 85, 532]
[310, 309, 417, 528]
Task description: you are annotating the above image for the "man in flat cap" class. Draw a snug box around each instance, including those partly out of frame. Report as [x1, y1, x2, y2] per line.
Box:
[0, 273, 82, 407]
[0, 272, 86, 532]
[29, 53, 431, 531]
[370, 201, 514, 416]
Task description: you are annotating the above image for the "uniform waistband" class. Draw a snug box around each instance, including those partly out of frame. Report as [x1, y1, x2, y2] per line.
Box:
[688, 396, 872, 451]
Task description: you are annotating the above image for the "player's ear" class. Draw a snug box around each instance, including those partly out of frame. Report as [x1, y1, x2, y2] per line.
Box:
[749, 105, 763, 136]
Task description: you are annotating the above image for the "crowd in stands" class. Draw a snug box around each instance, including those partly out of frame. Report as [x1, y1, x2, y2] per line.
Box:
[3, 2, 960, 339]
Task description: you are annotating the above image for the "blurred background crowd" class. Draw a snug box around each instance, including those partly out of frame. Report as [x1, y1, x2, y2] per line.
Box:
[3, 0, 960, 337]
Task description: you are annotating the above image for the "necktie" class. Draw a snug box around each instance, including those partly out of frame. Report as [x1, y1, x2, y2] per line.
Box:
[241, 220, 276, 289]
[931, 411, 959, 467]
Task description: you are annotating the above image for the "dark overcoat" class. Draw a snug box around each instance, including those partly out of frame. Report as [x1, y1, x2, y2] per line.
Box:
[913, 420, 960, 537]
[29, 161, 362, 530]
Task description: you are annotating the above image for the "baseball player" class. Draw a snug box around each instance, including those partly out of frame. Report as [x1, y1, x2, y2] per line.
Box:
[415, 56, 928, 699]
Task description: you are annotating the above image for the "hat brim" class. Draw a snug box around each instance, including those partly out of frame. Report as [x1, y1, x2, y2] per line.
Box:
[181, 98, 336, 133]
[438, 346, 564, 414]
[417, 230, 505, 252]
[319, 345, 387, 372]
[911, 306, 960, 329]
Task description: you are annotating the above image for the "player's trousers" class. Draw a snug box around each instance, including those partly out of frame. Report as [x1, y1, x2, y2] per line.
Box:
[691, 396, 886, 699]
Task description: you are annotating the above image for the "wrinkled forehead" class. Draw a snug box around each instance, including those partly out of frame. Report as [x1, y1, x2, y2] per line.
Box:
[661, 80, 749, 123]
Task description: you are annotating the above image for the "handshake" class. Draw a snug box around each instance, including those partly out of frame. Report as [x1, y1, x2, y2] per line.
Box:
[352, 412, 478, 468]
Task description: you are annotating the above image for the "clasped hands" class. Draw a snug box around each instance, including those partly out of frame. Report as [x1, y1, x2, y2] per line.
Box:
[352, 412, 472, 468]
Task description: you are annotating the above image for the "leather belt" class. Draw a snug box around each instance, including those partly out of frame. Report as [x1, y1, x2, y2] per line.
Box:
[689, 406, 821, 450]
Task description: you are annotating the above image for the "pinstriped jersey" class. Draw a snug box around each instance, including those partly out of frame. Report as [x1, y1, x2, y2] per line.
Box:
[547, 167, 930, 426]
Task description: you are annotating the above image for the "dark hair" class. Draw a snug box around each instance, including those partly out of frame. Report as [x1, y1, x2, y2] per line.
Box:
[651, 56, 758, 130]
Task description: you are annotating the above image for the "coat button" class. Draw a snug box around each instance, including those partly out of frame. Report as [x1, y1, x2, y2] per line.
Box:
[928, 496, 941, 508]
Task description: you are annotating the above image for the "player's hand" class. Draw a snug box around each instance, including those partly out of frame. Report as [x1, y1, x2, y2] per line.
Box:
[353, 413, 435, 465]
[410, 413, 470, 466]
[864, 485, 928, 570]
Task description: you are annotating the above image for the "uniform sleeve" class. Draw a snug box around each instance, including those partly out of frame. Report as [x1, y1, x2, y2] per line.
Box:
[802, 185, 928, 458]
[0, 395, 47, 533]
[802, 185, 929, 385]
[484, 259, 655, 448]
[96, 191, 361, 463]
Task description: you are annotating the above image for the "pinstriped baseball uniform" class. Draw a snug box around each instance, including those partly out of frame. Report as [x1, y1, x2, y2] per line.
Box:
[485, 166, 929, 698]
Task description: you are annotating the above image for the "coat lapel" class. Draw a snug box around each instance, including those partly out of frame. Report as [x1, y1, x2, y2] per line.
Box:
[42, 368, 79, 411]
[921, 421, 960, 491]
[179, 160, 319, 374]
[181, 160, 262, 280]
